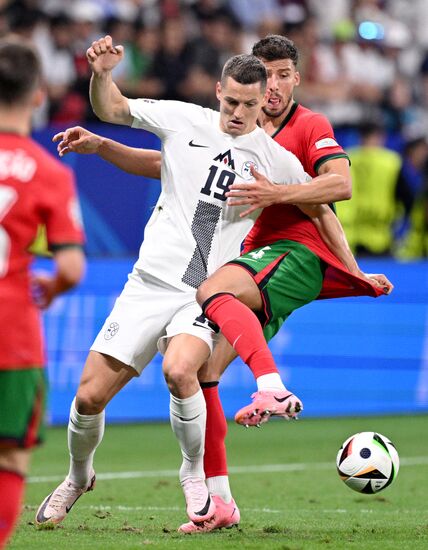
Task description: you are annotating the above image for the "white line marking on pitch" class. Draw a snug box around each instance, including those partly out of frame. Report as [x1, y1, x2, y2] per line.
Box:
[28, 455, 428, 484]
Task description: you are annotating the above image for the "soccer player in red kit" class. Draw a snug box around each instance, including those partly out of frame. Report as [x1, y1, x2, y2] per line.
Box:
[0, 41, 85, 549]
[188, 35, 392, 532]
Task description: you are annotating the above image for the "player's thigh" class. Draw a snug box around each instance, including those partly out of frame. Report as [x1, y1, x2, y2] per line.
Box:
[91, 269, 185, 375]
[263, 241, 324, 323]
[76, 351, 138, 412]
[198, 334, 237, 382]
[0, 448, 31, 476]
[163, 333, 211, 378]
[0, 368, 46, 452]
[233, 240, 323, 329]
[197, 264, 262, 310]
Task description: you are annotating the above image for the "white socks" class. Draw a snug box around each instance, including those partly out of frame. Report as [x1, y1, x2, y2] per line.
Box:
[170, 389, 206, 483]
[67, 398, 105, 487]
[206, 475, 232, 503]
[257, 372, 286, 391]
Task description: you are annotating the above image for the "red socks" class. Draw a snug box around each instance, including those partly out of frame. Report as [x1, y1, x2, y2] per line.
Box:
[203, 293, 279, 378]
[0, 470, 24, 549]
[202, 383, 228, 478]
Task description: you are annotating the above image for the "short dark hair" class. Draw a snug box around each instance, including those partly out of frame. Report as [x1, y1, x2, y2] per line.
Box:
[0, 40, 42, 105]
[252, 34, 299, 66]
[221, 54, 267, 90]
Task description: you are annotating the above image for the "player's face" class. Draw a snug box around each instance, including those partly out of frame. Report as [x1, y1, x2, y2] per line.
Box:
[261, 58, 300, 119]
[216, 77, 266, 136]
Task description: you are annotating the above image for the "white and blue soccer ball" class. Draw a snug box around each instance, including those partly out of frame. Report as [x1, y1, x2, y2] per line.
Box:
[336, 431, 399, 494]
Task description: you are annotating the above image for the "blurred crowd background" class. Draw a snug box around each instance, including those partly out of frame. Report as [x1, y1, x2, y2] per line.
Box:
[2, 0, 428, 259]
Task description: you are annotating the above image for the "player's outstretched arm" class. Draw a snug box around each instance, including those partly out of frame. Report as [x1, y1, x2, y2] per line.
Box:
[87, 35, 132, 125]
[299, 203, 393, 294]
[53, 127, 161, 179]
[226, 158, 352, 216]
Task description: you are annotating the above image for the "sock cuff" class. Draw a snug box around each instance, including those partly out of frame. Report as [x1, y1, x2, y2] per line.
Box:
[200, 381, 219, 389]
[201, 292, 235, 314]
[70, 397, 105, 428]
[170, 389, 205, 419]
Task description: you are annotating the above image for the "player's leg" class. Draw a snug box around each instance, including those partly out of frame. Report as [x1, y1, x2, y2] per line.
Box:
[0, 368, 45, 547]
[178, 337, 241, 533]
[36, 269, 166, 526]
[232, 240, 324, 425]
[35, 351, 137, 526]
[161, 298, 227, 525]
[163, 332, 217, 523]
[196, 259, 286, 389]
[0, 449, 29, 548]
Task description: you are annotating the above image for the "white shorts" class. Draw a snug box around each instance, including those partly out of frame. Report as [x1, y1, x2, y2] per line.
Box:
[91, 268, 216, 374]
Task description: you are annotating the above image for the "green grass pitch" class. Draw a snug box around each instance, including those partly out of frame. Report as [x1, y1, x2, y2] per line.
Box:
[10, 414, 428, 549]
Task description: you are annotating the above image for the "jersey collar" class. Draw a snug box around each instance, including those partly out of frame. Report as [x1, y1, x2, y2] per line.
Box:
[271, 102, 299, 139]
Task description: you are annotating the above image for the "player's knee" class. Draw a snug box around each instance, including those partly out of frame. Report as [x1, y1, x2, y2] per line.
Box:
[196, 281, 212, 308]
[162, 356, 194, 394]
[75, 385, 107, 415]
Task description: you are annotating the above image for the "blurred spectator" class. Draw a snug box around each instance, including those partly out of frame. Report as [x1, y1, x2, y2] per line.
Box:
[394, 132, 428, 258]
[33, 13, 77, 124]
[149, 16, 192, 101]
[116, 22, 162, 99]
[336, 121, 402, 255]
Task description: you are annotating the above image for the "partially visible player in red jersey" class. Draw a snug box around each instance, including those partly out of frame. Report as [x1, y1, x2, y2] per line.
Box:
[0, 40, 85, 549]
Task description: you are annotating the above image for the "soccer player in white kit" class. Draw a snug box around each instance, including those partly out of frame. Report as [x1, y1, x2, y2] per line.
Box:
[36, 38, 314, 528]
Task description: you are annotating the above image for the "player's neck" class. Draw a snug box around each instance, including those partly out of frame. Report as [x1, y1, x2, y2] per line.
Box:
[258, 100, 296, 136]
[0, 107, 31, 136]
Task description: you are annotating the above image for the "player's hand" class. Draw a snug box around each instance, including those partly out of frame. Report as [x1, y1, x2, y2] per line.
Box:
[53, 126, 103, 157]
[366, 273, 394, 295]
[226, 165, 280, 217]
[358, 271, 394, 295]
[31, 272, 57, 309]
[86, 35, 124, 74]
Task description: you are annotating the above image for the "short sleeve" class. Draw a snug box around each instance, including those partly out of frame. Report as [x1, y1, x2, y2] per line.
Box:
[128, 98, 206, 139]
[274, 149, 312, 185]
[42, 162, 85, 249]
[305, 113, 349, 173]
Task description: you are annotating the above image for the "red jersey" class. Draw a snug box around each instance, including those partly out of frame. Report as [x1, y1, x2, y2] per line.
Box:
[0, 133, 85, 369]
[243, 103, 383, 300]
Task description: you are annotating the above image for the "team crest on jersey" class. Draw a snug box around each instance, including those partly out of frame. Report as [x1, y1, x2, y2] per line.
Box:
[104, 322, 119, 340]
[241, 160, 258, 180]
[214, 149, 235, 170]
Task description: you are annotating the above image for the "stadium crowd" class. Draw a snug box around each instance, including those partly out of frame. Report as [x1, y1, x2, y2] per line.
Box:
[1, 0, 427, 257]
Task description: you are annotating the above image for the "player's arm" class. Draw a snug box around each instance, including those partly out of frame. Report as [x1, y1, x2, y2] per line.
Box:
[87, 35, 132, 125]
[227, 157, 351, 216]
[298, 203, 393, 294]
[53, 126, 161, 179]
[32, 246, 86, 309]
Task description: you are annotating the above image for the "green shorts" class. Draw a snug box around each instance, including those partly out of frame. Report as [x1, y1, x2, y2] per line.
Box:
[229, 240, 324, 341]
[0, 368, 47, 449]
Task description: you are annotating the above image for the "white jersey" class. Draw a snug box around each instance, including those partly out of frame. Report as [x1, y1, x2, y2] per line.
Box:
[128, 99, 311, 291]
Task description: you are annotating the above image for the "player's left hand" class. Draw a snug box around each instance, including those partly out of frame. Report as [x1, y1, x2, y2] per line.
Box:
[226, 165, 281, 217]
[361, 272, 394, 295]
[31, 272, 57, 309]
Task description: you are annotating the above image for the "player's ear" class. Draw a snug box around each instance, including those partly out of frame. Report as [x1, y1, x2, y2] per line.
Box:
[294, 70, 301, 87]
[215, 81, 222, 101]
[32, 86, 46, 109]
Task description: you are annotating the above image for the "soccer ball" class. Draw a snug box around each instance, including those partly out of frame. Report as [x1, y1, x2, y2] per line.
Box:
[336, 431, 399, 494]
